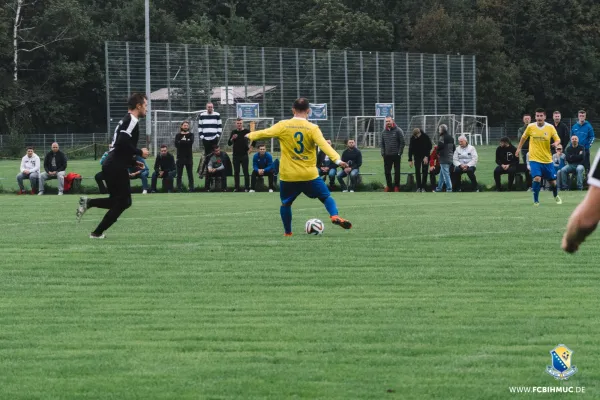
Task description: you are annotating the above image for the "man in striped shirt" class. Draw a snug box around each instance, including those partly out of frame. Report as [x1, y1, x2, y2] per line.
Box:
[198, 102, 222, 155]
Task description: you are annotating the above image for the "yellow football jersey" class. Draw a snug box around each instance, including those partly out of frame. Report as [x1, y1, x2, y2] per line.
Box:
[247, 117, 340, 182]
[522, 122, 561, 163]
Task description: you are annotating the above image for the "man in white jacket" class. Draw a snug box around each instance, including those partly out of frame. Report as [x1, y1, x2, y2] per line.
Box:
[17, 147, 41, 194]
[452, 136, 479, 192]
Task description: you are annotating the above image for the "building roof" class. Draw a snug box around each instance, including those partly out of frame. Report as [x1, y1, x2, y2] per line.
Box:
[150, 86, 276, 101]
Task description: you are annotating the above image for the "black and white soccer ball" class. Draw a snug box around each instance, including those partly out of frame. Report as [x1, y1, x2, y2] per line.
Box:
[305, 218, 324, 235]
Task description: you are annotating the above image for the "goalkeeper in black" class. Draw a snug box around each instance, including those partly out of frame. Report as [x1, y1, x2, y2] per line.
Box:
[76, 93, 150, 238]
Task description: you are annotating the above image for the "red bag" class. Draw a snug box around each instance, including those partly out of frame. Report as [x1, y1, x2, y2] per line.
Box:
[64, 172, 82, 192]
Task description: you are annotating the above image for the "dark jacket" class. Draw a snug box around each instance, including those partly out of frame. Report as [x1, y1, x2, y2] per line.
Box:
[253, 152, 274, 172]
[175, 131, 194, 162]
[408, 130, 432, 161]
[317, 150, 335, 168]
[517, 124, 529, 150]
[44, 150, 67, 173]
[228, 129, 254, 157]
[495, 145, 519, 166]
[154, 152, 176, 172]
[197, 151, 233, 177]
[565, 144, 585, 166]
[553, 121, 570, 149]
[437, 131, 455, 165]
[381, 125, 406, 157]
[341, 147, 362, 170]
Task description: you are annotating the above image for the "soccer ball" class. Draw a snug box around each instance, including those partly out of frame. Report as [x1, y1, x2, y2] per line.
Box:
[305, 218, 324, 235]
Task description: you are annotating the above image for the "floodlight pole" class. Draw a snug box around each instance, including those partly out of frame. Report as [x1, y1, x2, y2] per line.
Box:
[145, 0, 152, 152]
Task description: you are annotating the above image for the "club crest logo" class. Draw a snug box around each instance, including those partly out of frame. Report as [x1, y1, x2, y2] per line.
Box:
[546, 344, 577, 380]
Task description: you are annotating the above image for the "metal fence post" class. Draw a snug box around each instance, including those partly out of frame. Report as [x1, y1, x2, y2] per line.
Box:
[185, 44, 191, 111]
[126, 42, 131, 96]
[328, 50, 333, 140]
[461, 55, 465, 114]
[447, 55, 451, 113]
[224, 45, 229, 118]
[312, 49, 317, 102]
[261, 47, 267, 117]
[376, 51, 380, 102]
[405, 53, 410, 126]
[391, 52, 395, 111]
[205, 45, 211, 103]
[344, 51, 350, 135]
[420, 53, 425, 115]
[433, 54, 438, 115]
[295, 48, 300, 98]
[244, 46, 248, 101]
[166, 43, 172, 112]
[105, 42, 110, 138]
[473, 56, 477, 114]
[360, 51, 365, 117]
[280, 48, 284, 121]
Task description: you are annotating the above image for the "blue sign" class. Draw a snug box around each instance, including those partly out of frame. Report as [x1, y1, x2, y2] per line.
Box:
[308, 103, 327, 121]
[375, 103, 394, 118]
[236, 103, 260, 118]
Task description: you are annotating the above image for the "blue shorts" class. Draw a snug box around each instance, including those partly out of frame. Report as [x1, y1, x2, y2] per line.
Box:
[280, 178, 331, 206]
[530, 161, 557, 180]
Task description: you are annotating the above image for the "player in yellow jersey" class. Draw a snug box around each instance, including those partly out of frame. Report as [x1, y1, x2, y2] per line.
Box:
[246, 98, 352, 236]
[516, 108, 562, 206]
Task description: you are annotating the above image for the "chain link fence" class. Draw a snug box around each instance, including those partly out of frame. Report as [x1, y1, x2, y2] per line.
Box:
[105, 42, 477, 150]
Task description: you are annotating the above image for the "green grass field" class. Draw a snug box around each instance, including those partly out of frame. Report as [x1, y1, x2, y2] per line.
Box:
[1, 186, 599, 398]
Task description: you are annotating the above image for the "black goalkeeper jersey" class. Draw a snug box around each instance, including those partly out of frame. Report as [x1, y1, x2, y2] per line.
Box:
[104, 113, 143, 168]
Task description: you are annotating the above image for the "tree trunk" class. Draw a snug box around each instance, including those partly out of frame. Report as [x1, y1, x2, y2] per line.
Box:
[13, 0, 23, 81]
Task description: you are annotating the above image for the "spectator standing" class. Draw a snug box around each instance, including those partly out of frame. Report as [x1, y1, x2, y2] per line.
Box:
[381, 116, 405, 192]
[435, 124, 455, 192]
[452, 135, 479, 192]
[493, 137, 519, 191]
[250, 144, 275, 192]
[151, 145, 177, 193]
[175, 120, 195, 192]
[337, 139, 362, 193]
[16, 147, 40, 195]
[228, 118, 254, 192]
[39, 142, 67, 195]
[553, 111, 571, 150]
[408, 128, 432, 192]
[571, 110, 595, 171]
[517, 114, 532, 164]
[198, 102, 222, 155]
[317, 139, 337, 189]
[560, 136, 585, 191]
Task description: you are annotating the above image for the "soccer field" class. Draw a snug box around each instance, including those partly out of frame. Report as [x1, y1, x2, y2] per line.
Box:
[1, 190, 599, 399]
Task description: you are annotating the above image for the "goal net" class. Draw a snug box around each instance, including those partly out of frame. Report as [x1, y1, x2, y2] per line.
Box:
[152, 110, 205, 154]
[336, 116, 386, 148]
[457, 115, 489, 145]
[408, 114, 458, 141]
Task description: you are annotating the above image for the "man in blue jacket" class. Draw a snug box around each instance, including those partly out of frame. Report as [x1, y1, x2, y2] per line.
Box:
[571, 110, 595, 171]
[250, 143, 274, 192]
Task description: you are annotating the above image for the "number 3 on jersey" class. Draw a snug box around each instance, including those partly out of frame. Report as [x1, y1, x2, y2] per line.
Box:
[294, 131, 305, 154]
